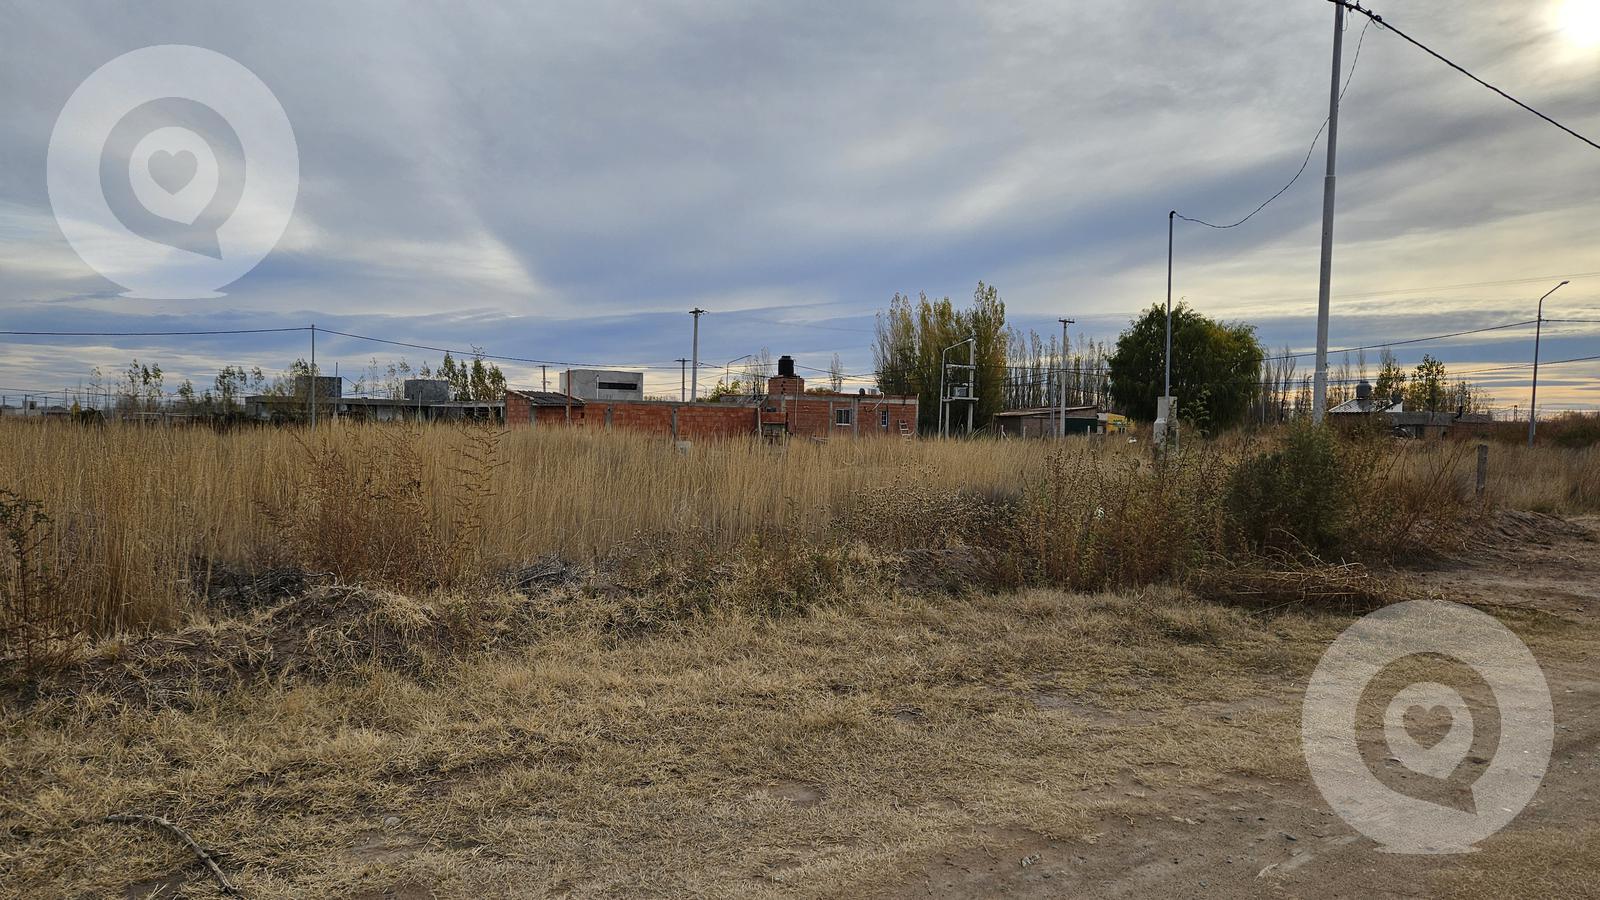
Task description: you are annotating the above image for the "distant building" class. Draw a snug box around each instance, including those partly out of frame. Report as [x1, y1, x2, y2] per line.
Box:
[504, 390, 584, 428]
[1328, 380, 1493, 439]
[246, 378, 502, 423]
[505, 354, 918, 441]
[1327, 380, 1403, 417]
[992, 405, 1103, 438]
[559, 369, 645, 402]
[404, 379, 451, 403]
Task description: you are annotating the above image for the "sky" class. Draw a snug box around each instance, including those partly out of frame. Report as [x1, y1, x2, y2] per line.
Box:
[2, 0, 1599, 411]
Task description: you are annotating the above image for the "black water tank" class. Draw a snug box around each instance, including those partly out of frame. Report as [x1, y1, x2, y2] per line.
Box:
[778, 355, 796, 377]
[1356, 380, 1372, 402]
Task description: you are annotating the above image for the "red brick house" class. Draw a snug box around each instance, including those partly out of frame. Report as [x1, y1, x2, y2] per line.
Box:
[504, 356, 917, 441]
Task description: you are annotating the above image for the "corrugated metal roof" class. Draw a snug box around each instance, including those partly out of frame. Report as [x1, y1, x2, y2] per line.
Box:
[508, 390, 585, 407]
[993, 405, 1099, 418]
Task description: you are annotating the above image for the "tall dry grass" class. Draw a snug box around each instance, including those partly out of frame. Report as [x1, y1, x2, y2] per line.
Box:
[0, 419, 1596, 643]
[0, 421, 1102, 633]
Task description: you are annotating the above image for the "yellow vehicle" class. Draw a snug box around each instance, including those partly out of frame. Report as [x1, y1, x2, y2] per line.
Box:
[1099, 413, 1130, 434]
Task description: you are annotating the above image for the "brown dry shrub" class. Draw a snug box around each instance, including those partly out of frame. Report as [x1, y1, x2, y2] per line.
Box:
[260, 426, 504, 591]
[21, 585, 539, 710]
[0, 492, 83, 679]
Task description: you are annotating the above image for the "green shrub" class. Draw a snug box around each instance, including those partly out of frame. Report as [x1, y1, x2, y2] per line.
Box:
[1550, 412, 1600, 450]
[1224, 423, 1361, 557]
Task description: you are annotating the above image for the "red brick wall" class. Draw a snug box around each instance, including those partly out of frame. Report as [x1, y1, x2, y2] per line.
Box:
[505, 391, 529, 426]
[578, 402, 756, 439]
[507, 392, 916, 439]
[505, 392, 585, 427]
[766, 392, 917, 438]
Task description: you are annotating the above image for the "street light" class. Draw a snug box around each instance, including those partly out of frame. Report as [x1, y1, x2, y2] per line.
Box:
[1528, 280, 1570, 448]
[722, 354, 754, 398]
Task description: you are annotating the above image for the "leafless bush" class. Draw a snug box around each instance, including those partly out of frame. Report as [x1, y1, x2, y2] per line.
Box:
[0, 491, 80, 677]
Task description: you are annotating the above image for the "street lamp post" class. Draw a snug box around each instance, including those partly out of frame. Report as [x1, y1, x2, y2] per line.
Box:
[723, 354, 754, 398]
[1528, 280, 1570, 448]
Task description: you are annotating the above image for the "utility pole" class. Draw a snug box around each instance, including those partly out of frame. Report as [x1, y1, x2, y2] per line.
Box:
[939, 337, 976, 438]
[689, 308, 706, 401]
[966, 338, 976, 436]
[1528, 280, 1569, 447]
[1311, 0, 1345, 424]
[1058, 317, 1075, 438]
[1165, 211, 1174, 404]
[675, 358, 689, 402]
[540, 365, 548, 392]
[309, 322, 317, 428]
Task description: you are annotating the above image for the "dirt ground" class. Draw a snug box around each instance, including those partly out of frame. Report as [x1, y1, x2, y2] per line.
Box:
[2, 513, 1596, 898]
[880, 513, 1600, 900]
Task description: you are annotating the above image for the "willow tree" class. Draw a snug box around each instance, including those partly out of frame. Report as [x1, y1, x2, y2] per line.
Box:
[1106, 303, 1264, 433]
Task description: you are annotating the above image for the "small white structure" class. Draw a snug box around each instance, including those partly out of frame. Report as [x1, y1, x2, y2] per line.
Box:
[1154, 395, 1177, 444]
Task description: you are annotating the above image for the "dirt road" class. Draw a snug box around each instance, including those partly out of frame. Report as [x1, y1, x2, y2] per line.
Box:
[881, 514, 1600, 899]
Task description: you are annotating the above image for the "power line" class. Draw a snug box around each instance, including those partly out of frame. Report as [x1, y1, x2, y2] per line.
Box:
[311, 328, 687, 373]
[1174, 16, 1372, 230]
[0, 327, 308, 337]
[1336, 0, 1600, 154]
[1265, 318, 1537, 362]
[1452, 353, 1600, 378]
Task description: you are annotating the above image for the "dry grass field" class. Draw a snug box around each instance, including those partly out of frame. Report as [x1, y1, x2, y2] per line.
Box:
[2, 420, 1599, 898]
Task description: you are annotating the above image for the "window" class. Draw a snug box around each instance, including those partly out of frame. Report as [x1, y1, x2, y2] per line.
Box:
[835, 408, 853, 426]
[598, 381, 638, 392]
[880, 410, 889, 428]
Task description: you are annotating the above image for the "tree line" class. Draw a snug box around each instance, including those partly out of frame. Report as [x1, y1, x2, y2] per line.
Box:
[66, 349, 508, 417]
[873, 285, 1495, 434]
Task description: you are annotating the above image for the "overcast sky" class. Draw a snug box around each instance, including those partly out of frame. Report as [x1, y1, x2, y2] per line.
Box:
[2, 0, 1598, 410]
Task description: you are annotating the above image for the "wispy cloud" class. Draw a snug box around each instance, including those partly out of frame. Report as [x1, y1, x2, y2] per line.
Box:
[2, 1, 1598, 407]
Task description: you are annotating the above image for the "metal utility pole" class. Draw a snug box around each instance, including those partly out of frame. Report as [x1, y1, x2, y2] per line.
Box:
[309, 323, 317, 428]
[966, 339, 976, 436]
[1058, 317, 1075, 438]
[1528, 280, 1569, 447]
[689, 308, 706, 400]
[939, 337, 976, 438]
[675, 358, 689, 402]
[1311, 0, 1345, 424]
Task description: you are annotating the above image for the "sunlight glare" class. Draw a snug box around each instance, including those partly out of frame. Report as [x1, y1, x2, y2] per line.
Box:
[1560, 0, 1600, 48]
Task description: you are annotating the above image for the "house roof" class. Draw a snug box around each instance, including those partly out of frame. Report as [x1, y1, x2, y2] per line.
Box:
[1390, 410, 1494, 426]
[993, 405, 1099, 418]
[1328, 396, 1403, 415]
[508, 390, 585, 407]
